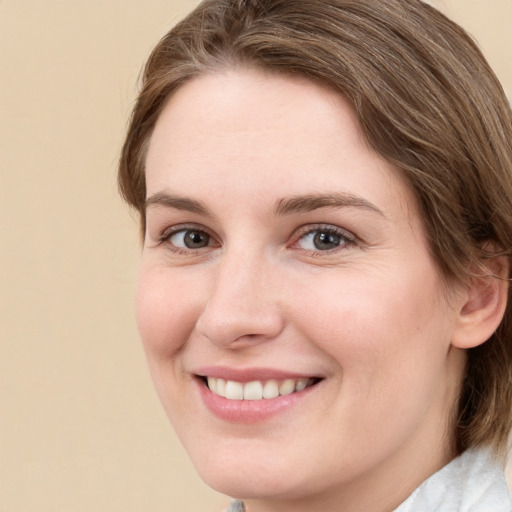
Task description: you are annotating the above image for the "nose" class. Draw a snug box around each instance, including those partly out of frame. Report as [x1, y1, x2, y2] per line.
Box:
[195, 251, 285, 349]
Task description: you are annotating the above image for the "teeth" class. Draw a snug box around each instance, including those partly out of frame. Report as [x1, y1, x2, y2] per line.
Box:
[216, 377, 226, 397]
[244, 381, 263, 400]
[207, 376, 217, 393]
[206, 376, 315, 400]
[225, 380, 244, 400]
[262, 379, 279, 399]
[278, 379, 295, 395]
[295, 378, 308, 391]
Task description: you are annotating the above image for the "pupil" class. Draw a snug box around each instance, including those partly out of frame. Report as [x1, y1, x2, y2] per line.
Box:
[185, 231, 208, 248]
[313, 231, 340, 250]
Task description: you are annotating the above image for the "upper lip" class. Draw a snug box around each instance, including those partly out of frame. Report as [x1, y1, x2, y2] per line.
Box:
[194, 366, 322, 383]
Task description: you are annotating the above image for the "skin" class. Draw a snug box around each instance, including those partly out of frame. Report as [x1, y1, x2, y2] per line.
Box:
[138, 69, 474, 512]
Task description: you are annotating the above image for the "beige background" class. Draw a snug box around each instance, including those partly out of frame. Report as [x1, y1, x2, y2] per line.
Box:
[1, 1, 511, 511]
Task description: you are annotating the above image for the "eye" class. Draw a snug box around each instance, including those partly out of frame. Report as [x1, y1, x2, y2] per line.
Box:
[296, 226, 355, 252]
[167, 228, 213, 250]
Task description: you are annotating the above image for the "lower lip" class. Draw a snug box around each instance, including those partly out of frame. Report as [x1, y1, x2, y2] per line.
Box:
[196, 379, 319, 423]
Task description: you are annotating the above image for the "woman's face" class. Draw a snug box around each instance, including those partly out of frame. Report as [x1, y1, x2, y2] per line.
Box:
[138, 69, 466, 508]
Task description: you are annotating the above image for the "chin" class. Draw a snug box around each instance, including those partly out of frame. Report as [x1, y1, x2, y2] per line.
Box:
[188, 443, 319, 501]
[200, 470, 306, 502]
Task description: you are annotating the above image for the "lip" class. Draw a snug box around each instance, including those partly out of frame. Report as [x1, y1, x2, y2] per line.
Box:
[194, 365, 319, 383]
[193, 367, 323, 423]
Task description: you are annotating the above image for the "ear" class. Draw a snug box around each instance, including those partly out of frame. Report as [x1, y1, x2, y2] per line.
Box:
[451, 256, 509, 349]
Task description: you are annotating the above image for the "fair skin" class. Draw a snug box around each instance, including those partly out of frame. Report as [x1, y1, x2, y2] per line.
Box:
[137, 69, 495, 512]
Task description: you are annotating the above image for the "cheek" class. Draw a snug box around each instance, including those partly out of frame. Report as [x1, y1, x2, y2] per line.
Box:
[136, 268, 200, 359]
[135, 268, 204, 426]
[292, 267, 452, 383]
[291, 270, 456, 451]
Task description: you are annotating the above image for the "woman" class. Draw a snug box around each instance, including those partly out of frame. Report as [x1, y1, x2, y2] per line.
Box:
[119, 0, 512, 510]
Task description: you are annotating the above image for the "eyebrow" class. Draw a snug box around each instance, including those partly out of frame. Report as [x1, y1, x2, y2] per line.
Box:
[145, 191, 385, 218]
[145, 192, 213, 217]
[273, 192, 385, 217]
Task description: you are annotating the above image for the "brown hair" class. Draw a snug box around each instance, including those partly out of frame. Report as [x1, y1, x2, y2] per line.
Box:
[119, 0, 512, 456]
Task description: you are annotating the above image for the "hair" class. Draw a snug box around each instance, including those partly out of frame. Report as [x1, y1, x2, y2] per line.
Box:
[119, 0, 512, 456]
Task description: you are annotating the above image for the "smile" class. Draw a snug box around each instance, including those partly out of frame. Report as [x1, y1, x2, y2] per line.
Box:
[205, 377, 318, 400]
[195, 369, 324, 422]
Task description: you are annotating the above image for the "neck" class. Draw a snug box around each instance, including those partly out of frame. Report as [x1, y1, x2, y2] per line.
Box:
[243, 441, 456, 512]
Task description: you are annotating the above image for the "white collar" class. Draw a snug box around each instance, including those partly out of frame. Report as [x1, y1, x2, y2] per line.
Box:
[395, 448, 511, 511]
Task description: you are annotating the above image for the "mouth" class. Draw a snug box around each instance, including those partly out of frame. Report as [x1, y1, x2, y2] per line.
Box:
[199, 375, 322, 401]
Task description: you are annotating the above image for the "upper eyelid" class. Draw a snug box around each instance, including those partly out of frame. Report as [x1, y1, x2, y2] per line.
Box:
[160, 223, 213, 239]
[290, 224, 360, 254]
[292, 223, 356, 240]
[146, 223, 217, 251]
[158, 222, 353, 236]
[157, 225, 219, 254]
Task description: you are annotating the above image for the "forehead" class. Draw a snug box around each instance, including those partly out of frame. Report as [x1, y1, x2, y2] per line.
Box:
[145, 69, 416, 221]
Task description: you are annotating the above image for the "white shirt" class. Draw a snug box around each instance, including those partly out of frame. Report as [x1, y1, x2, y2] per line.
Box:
[395, 448, 511, 511]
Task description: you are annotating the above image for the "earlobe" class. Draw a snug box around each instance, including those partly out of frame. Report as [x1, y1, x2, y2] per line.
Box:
[451, 257, 509, 349]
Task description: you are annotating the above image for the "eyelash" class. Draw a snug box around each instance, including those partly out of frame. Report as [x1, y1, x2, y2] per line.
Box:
[157, 224, 216, 254]
[156, 223, 357, 255]
[291, 224, 357, 255]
